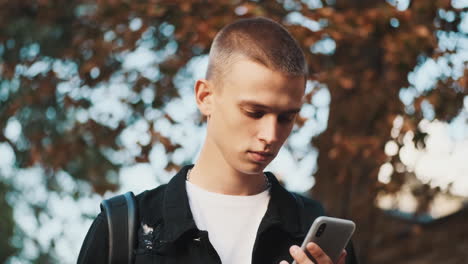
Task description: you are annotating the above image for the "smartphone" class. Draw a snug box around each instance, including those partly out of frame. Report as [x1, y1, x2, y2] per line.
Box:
[292, 216, 355, 264]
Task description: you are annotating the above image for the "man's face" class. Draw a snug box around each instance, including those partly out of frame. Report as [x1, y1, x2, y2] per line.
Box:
[207, 58, 305, 175]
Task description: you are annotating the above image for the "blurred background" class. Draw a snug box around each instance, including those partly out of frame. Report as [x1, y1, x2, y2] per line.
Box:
[0, 0, 467, 263]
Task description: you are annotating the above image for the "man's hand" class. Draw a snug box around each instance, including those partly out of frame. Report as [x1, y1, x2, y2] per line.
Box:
[279, 242, 347, 264]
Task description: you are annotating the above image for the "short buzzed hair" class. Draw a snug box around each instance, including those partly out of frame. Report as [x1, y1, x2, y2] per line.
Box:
[206, 17, 308, 86]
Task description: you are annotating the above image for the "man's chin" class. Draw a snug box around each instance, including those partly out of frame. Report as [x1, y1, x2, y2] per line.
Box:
[237, 160, 269, 175]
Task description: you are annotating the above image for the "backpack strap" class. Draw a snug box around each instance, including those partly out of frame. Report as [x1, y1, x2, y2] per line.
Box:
[100, 192, 137, 264]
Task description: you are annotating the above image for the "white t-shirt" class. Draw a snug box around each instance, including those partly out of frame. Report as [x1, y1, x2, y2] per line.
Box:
[186, 180, 271, 264]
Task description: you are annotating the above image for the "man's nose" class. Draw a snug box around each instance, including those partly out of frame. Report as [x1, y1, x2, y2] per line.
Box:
[258, 115, 280, 144]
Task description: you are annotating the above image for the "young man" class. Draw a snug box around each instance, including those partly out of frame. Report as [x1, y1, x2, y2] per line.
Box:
[78, 17, 358, 264]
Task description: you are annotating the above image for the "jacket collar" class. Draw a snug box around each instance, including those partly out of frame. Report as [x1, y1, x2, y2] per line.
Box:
[161, 165, 197, 242]
[261, 171, 304, 236]
[161, 165, 305, 242]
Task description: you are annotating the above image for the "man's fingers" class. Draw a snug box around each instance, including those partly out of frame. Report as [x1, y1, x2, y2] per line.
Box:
[306, 243, 332, 264]
[285, 244, 346, 264]
[290, 245, 314, 264]
[336, 249, 347, 264]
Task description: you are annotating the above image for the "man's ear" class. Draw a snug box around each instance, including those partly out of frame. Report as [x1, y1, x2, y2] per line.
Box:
[194, 79, 213, 117]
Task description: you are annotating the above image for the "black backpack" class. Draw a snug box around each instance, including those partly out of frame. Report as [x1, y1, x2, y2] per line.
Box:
[100, 192, 138, 264]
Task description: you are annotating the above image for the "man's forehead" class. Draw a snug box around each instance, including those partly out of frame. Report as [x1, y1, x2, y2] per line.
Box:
[238, 99, 302, 113]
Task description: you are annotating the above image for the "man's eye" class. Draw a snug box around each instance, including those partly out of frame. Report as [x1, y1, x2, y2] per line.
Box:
[245, 111, 264, 119]
[278, 114, 295, 123]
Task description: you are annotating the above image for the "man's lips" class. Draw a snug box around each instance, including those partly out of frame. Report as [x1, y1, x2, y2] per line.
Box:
[248, 151, 274, 162]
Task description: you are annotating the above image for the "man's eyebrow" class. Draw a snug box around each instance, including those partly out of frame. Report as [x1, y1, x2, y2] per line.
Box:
[238, 100, 301, 113]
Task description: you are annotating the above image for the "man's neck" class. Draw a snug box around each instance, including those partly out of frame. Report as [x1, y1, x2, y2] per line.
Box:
[189, 143, 268, 196]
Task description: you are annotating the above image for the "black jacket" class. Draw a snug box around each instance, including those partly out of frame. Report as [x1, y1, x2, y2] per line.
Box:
[78, 165, 358, 264]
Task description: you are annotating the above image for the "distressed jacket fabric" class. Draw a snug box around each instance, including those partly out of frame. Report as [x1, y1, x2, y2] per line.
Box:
[77, 165, 359, 264]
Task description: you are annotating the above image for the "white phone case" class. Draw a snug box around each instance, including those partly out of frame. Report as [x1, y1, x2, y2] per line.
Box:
[292, 216, 355, 264]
